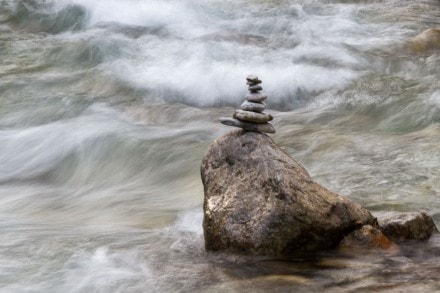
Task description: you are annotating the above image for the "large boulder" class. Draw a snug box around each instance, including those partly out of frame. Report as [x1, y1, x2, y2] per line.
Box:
[201, 130, 377, 256]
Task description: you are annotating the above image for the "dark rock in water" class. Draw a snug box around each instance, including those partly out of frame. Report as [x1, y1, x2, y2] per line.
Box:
[247, 80, 262, 85]
[233, 109, 273, 124]
[339, 225, 398, 252]
[248, 85, 263, 92]
[219, 117, 275, 133]
[201, 130, 376, 256]
[245, 92, 267, 103]
[378, 212, 438, 242]
[241, 100, 266, 113]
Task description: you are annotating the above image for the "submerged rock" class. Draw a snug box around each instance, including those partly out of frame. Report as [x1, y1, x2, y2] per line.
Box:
[378, 212, 438, 242]
[405, 28, 440, 53]
[339, 225, 398, 252]
[201, 130, 376, 256]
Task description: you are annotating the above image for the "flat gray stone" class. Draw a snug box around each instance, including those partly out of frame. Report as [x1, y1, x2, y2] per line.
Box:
[219, 117, 276, 133]
[246, 92, 267, 103]
[241, 100, 266, 112]
[246, 74, 260, 83]
[248, 85, 263, 92]
[233, 109, 273, 123]
[247, 80, 262, 85]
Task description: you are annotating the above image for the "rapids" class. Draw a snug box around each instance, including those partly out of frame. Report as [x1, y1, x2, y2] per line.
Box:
[0, 0, 439, 292]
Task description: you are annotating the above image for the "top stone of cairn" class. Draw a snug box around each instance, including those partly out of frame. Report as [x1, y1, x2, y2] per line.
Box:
[246, 74, 262, 85]
[219, 75, 275, 134]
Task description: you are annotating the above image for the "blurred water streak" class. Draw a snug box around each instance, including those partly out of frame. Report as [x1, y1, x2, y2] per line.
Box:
[0, 0, 439, 292]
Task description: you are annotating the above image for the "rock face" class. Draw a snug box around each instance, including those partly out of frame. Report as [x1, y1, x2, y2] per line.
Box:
[378, 212, 438, 242]
[201, 130, 377, 256]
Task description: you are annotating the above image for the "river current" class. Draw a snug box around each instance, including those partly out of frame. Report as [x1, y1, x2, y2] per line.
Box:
[0, 0, 440, 292]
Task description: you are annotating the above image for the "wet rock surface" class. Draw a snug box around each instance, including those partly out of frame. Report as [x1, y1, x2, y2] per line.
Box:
[378, 212, 439, 242]
[339, 225, 398, 251]
[201, 130, 377, 256]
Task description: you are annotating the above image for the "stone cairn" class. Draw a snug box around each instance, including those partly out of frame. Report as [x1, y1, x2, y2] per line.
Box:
[219, 75, 275, 133]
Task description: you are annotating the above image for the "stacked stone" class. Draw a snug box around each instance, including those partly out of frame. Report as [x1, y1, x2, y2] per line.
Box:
[219, 75, 275, 133]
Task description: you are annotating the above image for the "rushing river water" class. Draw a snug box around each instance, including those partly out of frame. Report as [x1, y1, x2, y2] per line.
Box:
[1, 0, 440, 292]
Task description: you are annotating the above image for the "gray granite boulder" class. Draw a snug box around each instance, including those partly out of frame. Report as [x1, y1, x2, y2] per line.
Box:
[338, 225, 398, 252]
[378, 212, 438, 242]
[201, 130, 377, 256]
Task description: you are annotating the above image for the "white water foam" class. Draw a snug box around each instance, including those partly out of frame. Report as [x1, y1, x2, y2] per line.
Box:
[61, 246, 152, 293]
[110, 46, 360, 108]
[0, 104, 133, 182]
[73, 0, 204, 35]
[35, 0, 401, 109]
[174, 209, 203, 235]
[95, 1, 381, 108]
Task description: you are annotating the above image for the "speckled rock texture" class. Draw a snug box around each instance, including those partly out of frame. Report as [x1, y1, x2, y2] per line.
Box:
[378, 212, 438, 242]
[339, 225, 398, 251]
[201, 130, 377, 256]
